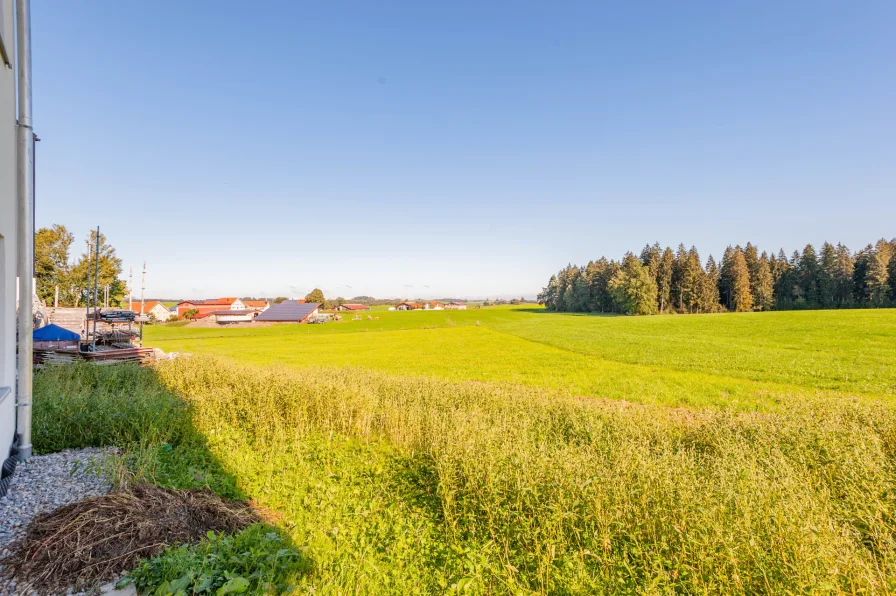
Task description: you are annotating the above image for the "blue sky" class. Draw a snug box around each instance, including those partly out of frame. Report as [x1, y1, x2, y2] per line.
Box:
[32, 1, 896, 299]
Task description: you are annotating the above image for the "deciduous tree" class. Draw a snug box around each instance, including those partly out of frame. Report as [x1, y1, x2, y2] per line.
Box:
[34, 224, 73, 306]
[305, 288, 326, 304]
[609, 253, 658, 315]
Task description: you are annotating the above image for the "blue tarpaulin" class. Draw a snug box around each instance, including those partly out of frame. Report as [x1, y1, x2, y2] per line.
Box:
[33, 324, 80, 342]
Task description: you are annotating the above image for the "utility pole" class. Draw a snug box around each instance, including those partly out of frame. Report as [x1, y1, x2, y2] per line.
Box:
[128, 265, 133, 311]
[92, 227, 100, 351]
[140, 261, 146, 315]
[54, 285, 58, 308]
[84, 236, 90, 330]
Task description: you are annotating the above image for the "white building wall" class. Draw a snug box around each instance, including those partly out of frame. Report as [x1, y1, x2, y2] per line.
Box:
[148, 304, 169, 322]
[0, 0, 18, 453]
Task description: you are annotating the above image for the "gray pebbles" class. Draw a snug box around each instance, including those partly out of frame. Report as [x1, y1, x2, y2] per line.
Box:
[0, 448, 115, 595]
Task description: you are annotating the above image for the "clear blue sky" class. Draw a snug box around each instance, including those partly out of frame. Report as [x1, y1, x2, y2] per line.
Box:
[32, 1, 896, 300]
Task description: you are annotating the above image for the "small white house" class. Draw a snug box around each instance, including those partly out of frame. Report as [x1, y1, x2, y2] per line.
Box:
[132, 301, 171, 322]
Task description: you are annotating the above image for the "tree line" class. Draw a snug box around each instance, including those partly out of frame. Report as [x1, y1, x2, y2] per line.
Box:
[538, 239, 896, 315]
[35, 224, 125, 308]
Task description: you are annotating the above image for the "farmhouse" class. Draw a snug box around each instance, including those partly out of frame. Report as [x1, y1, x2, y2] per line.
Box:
[396, 302, 421, 311]
[446, 302, 467, 310]
[130, 300, 171, 322]
[425, 301, 445, 310]
[255, 301, 322, 323]
[335, 303, 370, 311]
[176, 297, 268, 317]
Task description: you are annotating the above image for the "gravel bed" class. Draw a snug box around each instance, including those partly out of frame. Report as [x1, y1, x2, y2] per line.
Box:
[0, 448, 115, 595]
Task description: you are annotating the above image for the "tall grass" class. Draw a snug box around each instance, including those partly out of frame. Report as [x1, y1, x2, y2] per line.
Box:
[142, 356, 896, 594]
[32, 363, 191, 453]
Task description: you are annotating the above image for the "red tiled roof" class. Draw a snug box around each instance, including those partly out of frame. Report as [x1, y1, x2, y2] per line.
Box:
[341, 304, 369, 310]
[243, 300, 268, 307]
[178, 297, 242, 306]
[131, 301, 164, 313]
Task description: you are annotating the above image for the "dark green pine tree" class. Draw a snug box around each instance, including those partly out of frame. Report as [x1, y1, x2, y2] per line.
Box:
[585, 258, 614, 312]
[671, 244, 689, 312]
[744, 242, 760, 299]
[682, 246, 703, 313]
[719, 246, 736, 310]
[571, 266, 590, 312]
[818, 242, 838, 308]
[640, 243, 661, 278]
[754, 252, 774, 311]
[798, 244, 820, 307]
[834, 243, 855, 306]
[556, 265, 573, 311]
[852, 245, 873, 304]
[657, 247, 675, 313]
[889, 239, 896, 303]
[538, 275, 560, 310]
[640, 243, 662, 312]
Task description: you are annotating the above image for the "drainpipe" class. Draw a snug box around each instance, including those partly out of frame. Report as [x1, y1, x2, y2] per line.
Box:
[16, 0, 34, 461]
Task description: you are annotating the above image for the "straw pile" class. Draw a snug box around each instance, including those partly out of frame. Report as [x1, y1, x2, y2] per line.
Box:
[2, 484, 257, 594]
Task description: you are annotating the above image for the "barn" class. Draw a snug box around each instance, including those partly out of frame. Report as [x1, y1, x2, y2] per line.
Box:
[335, 304, 370, 311]
[255, 301, 321, 323]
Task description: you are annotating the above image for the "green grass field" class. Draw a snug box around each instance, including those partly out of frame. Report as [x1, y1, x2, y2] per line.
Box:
[32, 307, 896, 593]
[146, 306, 896, 409]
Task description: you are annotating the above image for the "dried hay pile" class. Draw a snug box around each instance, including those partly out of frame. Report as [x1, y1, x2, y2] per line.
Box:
[2, 484, 257, 594]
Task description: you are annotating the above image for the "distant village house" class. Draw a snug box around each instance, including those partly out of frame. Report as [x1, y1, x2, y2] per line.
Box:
[176, 298, 269, 318]
[131, 300, 172, 322]
[335, 303, 370, 311]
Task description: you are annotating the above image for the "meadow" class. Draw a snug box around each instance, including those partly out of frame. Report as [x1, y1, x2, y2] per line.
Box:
[146, 306, 896, 408]
[30, 306, 896, 593]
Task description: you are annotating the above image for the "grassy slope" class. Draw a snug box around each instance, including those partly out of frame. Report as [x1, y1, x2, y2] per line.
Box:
[145, 306, 896, 409]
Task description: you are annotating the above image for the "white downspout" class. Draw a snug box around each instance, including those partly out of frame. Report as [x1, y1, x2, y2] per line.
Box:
[15, 0, 34, 461]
